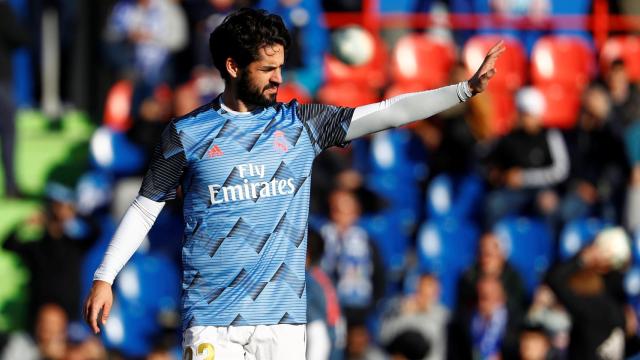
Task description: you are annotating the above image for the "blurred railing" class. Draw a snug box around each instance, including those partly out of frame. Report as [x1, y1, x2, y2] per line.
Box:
[324, 0, 634, 50]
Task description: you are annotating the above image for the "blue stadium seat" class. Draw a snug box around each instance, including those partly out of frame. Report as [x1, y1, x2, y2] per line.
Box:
[625, 266, 640, 300]
[633, 229, 640, 265]
[426, 173, 483, 220]
[361, 211, 413, 279]
[89, 127, 147, 176]
[559, 218, 609, 260]
[81, 213, 117, 300]
[426, 174, 453, 218]
[101, 251, 180, 357]
[416, 217, 479, 307]
[494, 217, 554, 294]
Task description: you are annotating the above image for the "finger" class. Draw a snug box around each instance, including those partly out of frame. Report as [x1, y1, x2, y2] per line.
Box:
[484, 40, 505, 58]
[83, 301, 89, 323]
[485, 45, 506, 66]
[101, 301, 112, 325]
[479, 44, 506, 71]
[484, 46, 506, 66]
[89, 302, 102, 334]
[482, 69, 497, 81]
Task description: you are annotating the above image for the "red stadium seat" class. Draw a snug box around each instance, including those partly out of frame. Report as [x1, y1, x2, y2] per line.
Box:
[103, 79, 134, 132]
[463, 35, 527, 92]
[390, 34, 456, 90]
[484, 89, 516, 136]
[324, 34, 388, 90]
[600, 36, 640, 81]
[317, 82, 380, 108]
[539, 84, 581, 129]
[531, 36, 596, 91]
[277, 82, 312, 104]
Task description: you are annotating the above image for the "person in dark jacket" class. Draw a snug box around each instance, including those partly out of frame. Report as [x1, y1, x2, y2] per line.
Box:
[448, 274, 522, 360]
[546, 242, 628, 360]
[560, 83, 630, 224]
[0, 0, 29, 197]
[483, 87, 569, 228]
[3, 184, 98, 325]
[456, 232, 527, 315]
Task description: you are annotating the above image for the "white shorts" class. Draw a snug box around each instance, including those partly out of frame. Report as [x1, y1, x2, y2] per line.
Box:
[182, 324, 306, 360]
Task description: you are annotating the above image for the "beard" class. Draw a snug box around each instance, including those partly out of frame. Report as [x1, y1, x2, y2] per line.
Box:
[237, 70, 278, 108]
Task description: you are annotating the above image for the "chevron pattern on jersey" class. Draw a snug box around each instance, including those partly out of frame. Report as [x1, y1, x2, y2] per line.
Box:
[271, 263, 305, 298]
[272, 212, 305, 248]
[140, 98, 352, 328]
[226, 217, 270, 254]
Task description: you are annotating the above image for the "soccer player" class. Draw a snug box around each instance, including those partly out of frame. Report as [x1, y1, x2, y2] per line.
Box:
[84, 8, 504, 359]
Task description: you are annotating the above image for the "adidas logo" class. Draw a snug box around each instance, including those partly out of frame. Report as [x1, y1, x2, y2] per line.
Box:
[207, 145, 224, 158]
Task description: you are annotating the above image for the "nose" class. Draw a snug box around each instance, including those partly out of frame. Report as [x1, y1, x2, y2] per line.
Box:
[271, 68, 282, 85]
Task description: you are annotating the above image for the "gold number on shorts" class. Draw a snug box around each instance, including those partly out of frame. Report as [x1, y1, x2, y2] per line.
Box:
[198, 343, 215, 360]
[183, 347, 194, 360]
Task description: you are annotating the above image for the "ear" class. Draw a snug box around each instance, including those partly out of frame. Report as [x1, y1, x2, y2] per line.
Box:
[226, 57, 240, 79]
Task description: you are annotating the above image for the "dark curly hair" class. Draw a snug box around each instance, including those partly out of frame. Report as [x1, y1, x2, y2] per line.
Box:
[209, 8, 291, 81]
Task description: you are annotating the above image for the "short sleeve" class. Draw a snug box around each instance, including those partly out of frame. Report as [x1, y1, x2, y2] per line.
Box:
[139, 121, 187, 201]
[297, 103, 354, 152]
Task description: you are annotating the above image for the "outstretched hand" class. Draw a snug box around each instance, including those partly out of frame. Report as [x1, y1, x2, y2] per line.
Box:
[468, 41, 506, 95]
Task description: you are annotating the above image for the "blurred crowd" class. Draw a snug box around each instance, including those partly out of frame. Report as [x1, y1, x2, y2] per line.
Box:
[3, 0, 640, 359]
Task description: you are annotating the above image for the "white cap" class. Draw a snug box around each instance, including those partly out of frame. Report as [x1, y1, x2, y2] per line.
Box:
[516, 86, 546, 117]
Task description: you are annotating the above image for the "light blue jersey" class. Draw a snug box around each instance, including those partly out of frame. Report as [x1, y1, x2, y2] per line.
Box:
[139, 96, 353, 328]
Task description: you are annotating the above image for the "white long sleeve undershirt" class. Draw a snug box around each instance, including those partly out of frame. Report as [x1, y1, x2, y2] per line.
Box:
[93, 81, 472, 285]
[345, 81, 472, 140]
[93, 196, 164, 285]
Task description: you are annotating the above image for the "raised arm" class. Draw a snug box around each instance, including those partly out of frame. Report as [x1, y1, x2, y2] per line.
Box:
[344, 41, 505, 141]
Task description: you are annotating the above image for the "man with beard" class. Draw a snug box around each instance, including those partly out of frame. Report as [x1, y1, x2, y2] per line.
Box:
[84, 8, 505, 359]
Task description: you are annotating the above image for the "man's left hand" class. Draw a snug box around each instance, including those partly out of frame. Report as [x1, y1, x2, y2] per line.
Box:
[468, 41, 506, 95]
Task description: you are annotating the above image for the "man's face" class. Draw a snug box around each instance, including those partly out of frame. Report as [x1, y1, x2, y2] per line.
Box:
[479, 234, 505, 276]
[237, 44, 285, 108]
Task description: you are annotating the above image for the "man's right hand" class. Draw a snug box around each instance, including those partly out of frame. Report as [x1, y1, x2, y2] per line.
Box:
[83, 280, 113, 334]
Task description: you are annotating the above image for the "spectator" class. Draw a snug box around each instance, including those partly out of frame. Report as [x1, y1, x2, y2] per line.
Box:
[518, 323, 556, 360]
[380, 273, 449, 360]
[545, 243, 628, 360]
[625, 166, 640, 232]
[606, 59, 640, 135]
[308, 228, 346, 360]
[320, 189, 386, 325]
[183, 0, 247, 68]
[145, 346, 176, 360]
[2, 184, 99, 323]
[1, 304, 71, 360]
[126, 84, 174, 159]
[416, 62, 491, 178]
[104, 0, 188, 115]
[36, 304, 68, 360]
[384, 329, 431, 360]
[456, 232, 527, 315]
[259, 0, 328, 94]
[560, 84, 630, 224]
[64, 332, 107, 360]
[447, 275, 522, 360]
[483, 86, 569, 227]
[346, 323, 386, 360]
[525, 285, 571, 356]
[0, 0, 29, 198]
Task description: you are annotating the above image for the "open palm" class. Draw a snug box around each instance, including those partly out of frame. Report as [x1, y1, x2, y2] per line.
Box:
[468, 40, 506, 95]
